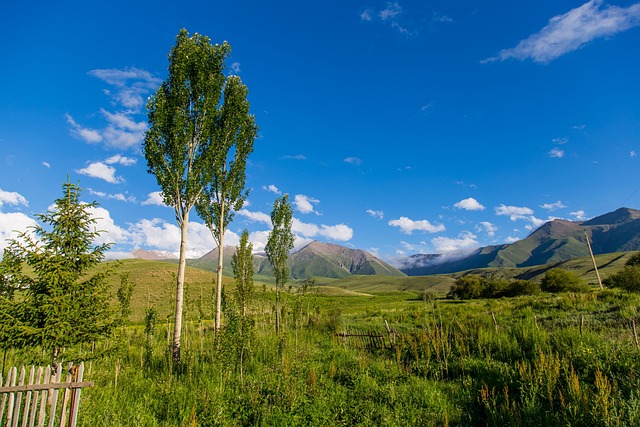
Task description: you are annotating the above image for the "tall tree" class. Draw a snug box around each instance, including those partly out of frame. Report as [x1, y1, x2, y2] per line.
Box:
[265, 195, 295, 335]
[195, 75, 257, 332]
[144, 29, 230, 364]
[0, 181, 116, 364]
[232, 230, 254, 318]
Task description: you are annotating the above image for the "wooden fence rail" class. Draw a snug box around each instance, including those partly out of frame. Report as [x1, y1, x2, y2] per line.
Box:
[0, 362, 92, 427]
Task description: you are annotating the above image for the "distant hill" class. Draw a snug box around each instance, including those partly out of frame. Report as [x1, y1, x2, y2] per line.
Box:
[187, 241, 405, 280]
[287, 241, 405, 279]
[401, 207, 640, 276]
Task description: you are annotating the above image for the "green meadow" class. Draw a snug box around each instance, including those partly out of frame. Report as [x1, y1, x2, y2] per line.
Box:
[4, 253, 640, 426]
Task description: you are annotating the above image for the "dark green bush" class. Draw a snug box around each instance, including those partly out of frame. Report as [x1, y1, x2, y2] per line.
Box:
[540, 268, 587, 293]
[625, 251, 640, 267]
[606, 265, 640, 292]
[448, 275, 539, 299]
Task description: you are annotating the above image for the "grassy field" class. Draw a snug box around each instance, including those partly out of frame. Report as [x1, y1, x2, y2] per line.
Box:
[3, 254, 640, 426]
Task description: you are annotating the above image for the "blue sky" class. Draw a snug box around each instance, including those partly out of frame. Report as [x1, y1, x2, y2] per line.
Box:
[1, 0, 639, 263]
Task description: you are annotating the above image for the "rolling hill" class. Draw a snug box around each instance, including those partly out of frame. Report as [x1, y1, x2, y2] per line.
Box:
[400, 207, 640, 276]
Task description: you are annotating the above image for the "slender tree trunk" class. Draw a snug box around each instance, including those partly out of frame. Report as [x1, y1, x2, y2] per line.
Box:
[275, 284, 280, 335]
[215, 201, 225, 332]
[173, 211, 190, 365]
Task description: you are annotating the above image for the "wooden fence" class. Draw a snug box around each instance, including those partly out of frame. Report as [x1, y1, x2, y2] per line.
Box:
[0, 362, 93, 427]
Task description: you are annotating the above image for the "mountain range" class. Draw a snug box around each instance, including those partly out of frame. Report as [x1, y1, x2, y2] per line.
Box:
[399, 207, 640, 275]
[133, 207, 640, 279]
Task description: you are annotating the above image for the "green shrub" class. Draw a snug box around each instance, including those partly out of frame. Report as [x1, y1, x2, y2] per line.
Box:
[540, 268, 587, 293]
[447, 275, 486, 299]
[606, 265, 640, 292]
[625, 251, 640, 267]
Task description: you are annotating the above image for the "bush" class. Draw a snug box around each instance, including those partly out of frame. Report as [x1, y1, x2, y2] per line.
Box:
[540, 268, 587, 293]
[448, 275, 486, 299]
[625, 251, 640, 267]
[606, 265, 640, 292]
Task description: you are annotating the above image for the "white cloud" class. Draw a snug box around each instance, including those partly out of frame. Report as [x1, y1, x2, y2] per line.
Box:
[495, 204, 534, 221]
[237, 209, 272, 226]
[485, 0, 640, 63]
[476, 221, 497, 237]
[42, 162, 51, 168]
[294, 194, 320, 215]
[292, 218, 353, 241]
[553, 137, 569, 144]
[541, 200, 567, 211]
[66, 114, 102, 143]
[263, 184, 281, 195]
[388, 216, 446, 234]
[88, 206, 132, 246]
[344, 157, 363, 165]
[89, 67, 161, 111]
[571, 210, 588, 220]
[105, 154, 137, 166]
[230, 62, 241, 74]
[360, 9, 374, 21]
[0, 212, 37, 252]
[88, 188, 135, 203]
[141, 191, 167, 206]
[76, 162, 123, 184]
[366, 209, 384, 220]
[504, 236, 520, 244]
[549, 148, 565, 158]
[283, 154, 306, 160]
[432, 231, 479, 253]
[0, 189, 28, 208]
[454, 197, 485, 211]
[379, 2, 403, 20]
[631, 150, 638, 157]
[361, 1, 411, 35]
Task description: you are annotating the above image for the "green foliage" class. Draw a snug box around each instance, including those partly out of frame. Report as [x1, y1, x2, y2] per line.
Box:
[0, 181, 117, 361]
[116, 272, 135, 324]
[144, 28, 234, 362]
[625, 251, 640, 267]
[606, 265, 640, 292]
[447, 275, 540, 299]
[541, 268, 588, 293]
[232, 230, 254, 317]
[266, 195, 295, 334]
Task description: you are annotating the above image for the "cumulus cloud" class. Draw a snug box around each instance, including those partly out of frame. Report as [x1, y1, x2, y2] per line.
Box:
[549, 148, 565, 158]
[366, 209, 384, 220]
[76, 162, 123, 184]
[541, 200, 567, 211]
[571, 210, 588, 220]
[88, 188, 136, 203]
[105, 154, 137, 166]
[42, 162, 51, 168]
[495, 204, 534, 221]
[0, 212, 37, 252]
[87, 206, 132, 246]
[263, 184, 281, 195]
[141, 191, 167, 206]
[0, 189, 28, 208]
[66, 114, 102, 144]
[484, 0, 640, 63]
[432, 231, 479, 253]
[454, 197, 485, 211]
[237, 209, 273, 226]
[292, 218, 353, 241]
[476, 221, 497, 237]
[388, 216, 446, 234]
[294, 194, 320, 215]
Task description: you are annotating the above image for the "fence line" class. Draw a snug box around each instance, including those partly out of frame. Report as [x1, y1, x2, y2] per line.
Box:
[0, 362, 92, 427]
